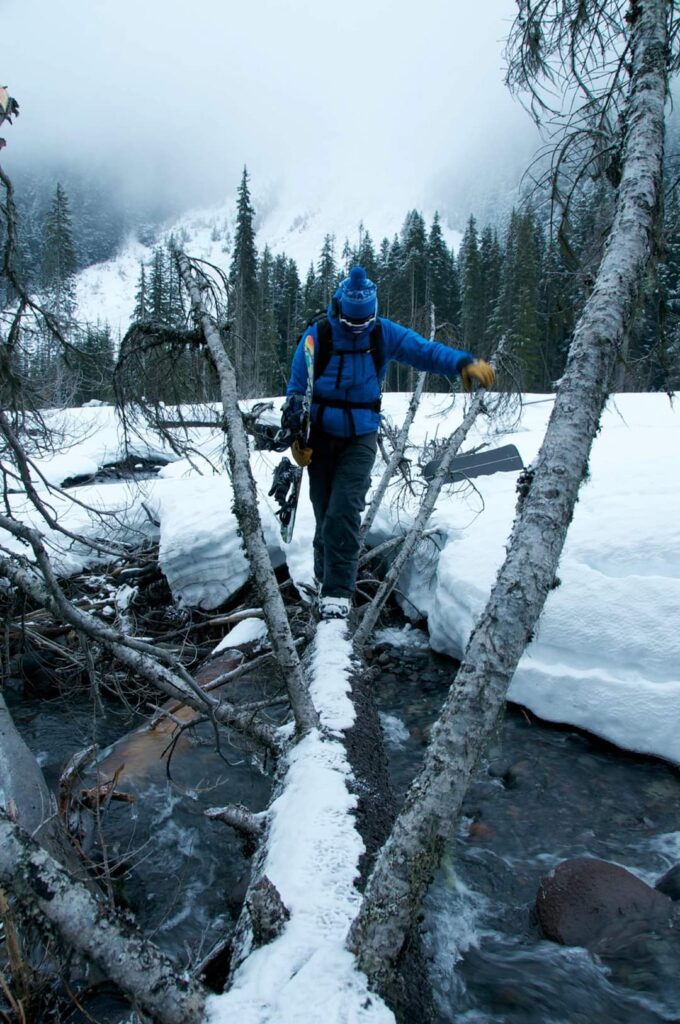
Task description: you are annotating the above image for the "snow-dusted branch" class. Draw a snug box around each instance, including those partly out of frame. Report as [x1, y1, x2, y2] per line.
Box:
[0, 808, 208, 1024]
[349, 0, 670, 991]
[174, 249, 319, 737]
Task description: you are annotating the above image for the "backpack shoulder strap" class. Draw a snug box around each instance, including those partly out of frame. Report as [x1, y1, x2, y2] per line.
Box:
[369, 320, 384, 377]
[314, 317, 333, 380]
[312, 316, 384, 381]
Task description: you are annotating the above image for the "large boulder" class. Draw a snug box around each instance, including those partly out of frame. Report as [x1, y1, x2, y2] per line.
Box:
[655, 864, 680, 901]
[536, 857, 674, 948]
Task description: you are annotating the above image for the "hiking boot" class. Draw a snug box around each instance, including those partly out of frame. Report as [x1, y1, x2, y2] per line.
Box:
[319, 596, 351, 620]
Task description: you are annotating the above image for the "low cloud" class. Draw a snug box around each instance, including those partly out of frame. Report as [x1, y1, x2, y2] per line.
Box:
[3, 0, 538, 227]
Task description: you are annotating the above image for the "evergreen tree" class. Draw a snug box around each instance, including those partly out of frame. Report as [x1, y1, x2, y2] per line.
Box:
[229, 166, 259, 393]
[256, 244, 278, 394]
[479, 225, 503, 354]
[426, 212, 457, 330]
[71, 322, 115, 404]
[302, 262, 321, 321]
[458, 216, 485, 353]
[163, 236, 184, 326]
[133, 262, 149, 321]
[42, 183, 78, 319]
[398, 210, 428, 326]
[356, 225, 378, 282]
[375, 237, 393, 315]
[539, 237, 574, 388]
[272, 256, 302, 392]
[317, 234, 338, 307]
[494, 209, 544, 389]
[340, 237, 355, 277]
[148, 247, 167, 321]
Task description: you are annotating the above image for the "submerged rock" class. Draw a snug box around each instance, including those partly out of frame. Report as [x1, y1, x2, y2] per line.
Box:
[655, 863, 680, 901]
[536, 857, 674, 948]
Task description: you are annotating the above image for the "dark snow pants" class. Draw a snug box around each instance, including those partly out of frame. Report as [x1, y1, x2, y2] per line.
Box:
[307, 428, 378, 599]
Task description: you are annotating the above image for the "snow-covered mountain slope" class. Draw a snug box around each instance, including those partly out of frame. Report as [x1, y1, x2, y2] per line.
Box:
[74, 191, 463, 337]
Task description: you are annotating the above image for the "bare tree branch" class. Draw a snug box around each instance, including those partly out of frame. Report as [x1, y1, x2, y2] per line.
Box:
[360, 307, 432, 542]
[205, 803, 266, 838]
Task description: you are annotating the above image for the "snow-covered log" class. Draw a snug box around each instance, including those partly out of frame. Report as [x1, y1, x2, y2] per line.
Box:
[209, 618, 423, 1022]
[349, 0, 670, 992]
[0, 808, 208, 1024]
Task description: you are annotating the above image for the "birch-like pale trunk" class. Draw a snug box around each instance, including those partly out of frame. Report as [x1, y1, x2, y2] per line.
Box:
[174, 251, 319, 736]
[349, 0, 669, 990]
[360, 367, 425, 541]
[354, 386, 492, 650]
[0, 809, 208, 1024]
[359, 305, 435, 542]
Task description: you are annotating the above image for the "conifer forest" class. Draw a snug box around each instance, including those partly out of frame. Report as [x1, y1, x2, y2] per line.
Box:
[3, 156, 679, 409]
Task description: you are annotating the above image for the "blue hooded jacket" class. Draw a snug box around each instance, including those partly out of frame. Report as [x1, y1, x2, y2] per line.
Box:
[285, 302, 473, 438]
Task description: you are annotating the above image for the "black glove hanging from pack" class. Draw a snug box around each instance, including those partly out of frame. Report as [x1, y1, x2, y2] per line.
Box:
[268, 457, 300, 528]
[280, 394, 309, 437]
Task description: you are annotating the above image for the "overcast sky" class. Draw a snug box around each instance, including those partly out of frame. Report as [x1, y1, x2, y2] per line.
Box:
[2, 0, 538, 233]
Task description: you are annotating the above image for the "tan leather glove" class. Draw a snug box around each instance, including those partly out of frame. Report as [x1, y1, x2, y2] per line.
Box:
[291, 440, 313, 467]
[461, 359, 495, 392]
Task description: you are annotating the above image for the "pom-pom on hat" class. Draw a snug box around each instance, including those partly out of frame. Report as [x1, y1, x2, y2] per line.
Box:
[338, 266, 377, 320]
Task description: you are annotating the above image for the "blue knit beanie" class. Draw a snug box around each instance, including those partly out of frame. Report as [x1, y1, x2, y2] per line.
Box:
[338, 266, 377, 320]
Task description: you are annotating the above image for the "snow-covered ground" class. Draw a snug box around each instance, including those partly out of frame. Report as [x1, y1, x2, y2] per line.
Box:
[4, 391, 679, 769]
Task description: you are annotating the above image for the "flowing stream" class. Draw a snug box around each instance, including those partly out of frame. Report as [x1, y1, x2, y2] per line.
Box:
[6, 623, 680, 1023]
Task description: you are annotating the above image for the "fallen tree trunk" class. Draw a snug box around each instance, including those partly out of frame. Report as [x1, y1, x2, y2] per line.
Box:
[0, 808, 209, 1024]
[221, 620, 423, 1022]
[348, 0, 669, 992]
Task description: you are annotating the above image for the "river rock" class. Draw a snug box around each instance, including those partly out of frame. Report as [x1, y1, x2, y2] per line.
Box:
[655, 864, 680, 901]
[536, 858, 673, 948]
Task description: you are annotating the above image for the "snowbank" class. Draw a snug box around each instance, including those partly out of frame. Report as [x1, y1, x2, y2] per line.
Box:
[3, 393, 679, 766]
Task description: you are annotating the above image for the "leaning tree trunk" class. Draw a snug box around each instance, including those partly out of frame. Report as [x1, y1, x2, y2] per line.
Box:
[349, 0, 669, 992]
[360, 305, 435, 542]
[174, 249, 318, 737]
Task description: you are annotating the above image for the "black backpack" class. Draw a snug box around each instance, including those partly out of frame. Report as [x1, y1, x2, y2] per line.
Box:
[301, 309, 385, 384]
